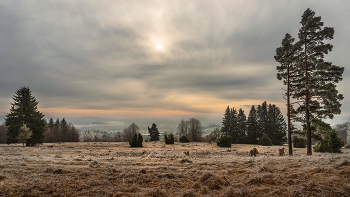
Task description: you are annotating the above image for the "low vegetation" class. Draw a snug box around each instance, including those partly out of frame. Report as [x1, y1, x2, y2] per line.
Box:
[216, 135, 232, 147]
[1, 142, 350, 196]
[293, 136, 306, 148]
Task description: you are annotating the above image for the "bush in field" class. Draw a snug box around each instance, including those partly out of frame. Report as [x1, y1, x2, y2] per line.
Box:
[164, 133, 174, 144]
[217, 135, 232, 147]
[179, 135, 190, 143]
[129, 133, 143, 147]
[314, 129, 343, 153]
[293, 136, 306, 148]
[260, 133, 273, 146]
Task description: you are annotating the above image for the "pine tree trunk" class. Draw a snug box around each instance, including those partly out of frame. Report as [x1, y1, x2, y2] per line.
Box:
[287, 64, 293, 156]
[305, 41, 312, 155]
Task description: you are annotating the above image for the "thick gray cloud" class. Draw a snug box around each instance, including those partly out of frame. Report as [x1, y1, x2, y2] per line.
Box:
[1, 0, 349, 126]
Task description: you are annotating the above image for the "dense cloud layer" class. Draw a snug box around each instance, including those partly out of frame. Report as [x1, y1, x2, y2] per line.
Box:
[1, 1, 349, 126]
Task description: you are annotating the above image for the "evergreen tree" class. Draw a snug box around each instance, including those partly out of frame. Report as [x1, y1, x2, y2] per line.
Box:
[164, 133, 175, 144]
[221, 106, 231, 135]
[221, 106, 238, 143]
[137, 133, 143, 147]
[217, 135, 232, 147]
[148, 123, 160, 142]
[275, 33, 302, 155]
[246, 105, 259, 144]
[266, 104, 287, 145]
[294, 8, 344, 155]
[60, 118, 69, 142]
[230, 107, 238, 143]
[257, 102, 268, 136]
[48, 118, 54, 132]
[5, 87, 46, 146]
[236, 108, 247, 144]
[54, 118, 60, 142]
[260, 133, 273, 146]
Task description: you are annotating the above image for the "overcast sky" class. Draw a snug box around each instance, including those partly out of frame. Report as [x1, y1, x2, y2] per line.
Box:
[0, 1, 349, 129]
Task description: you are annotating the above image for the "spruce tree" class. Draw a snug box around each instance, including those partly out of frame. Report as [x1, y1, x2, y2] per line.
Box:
[275, 33, 302, 155]
[236, 108, 247, 144]
[257, 102, 268, 136]
[229, 107, 238, 143]
[48, 118, 54, 132]
[60, 118, 69, 142]
[54, 118, 60, 142]
[221, 106, 231, 135]
[295, 8, 344, 155]
[266, 104, 287, 145]
[148, 123, 160, 142]
[5, 87, 46, 146]
[246, 105, 259, 144]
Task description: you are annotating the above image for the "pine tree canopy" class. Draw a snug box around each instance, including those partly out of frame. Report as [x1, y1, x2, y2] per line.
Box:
[5, 87, 46, 146]
[274, 8, 344, 155]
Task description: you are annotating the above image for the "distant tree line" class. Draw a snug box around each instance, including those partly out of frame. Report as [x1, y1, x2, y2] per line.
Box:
[81, 129, 117, 142]
[44, 118, 80, 143]
[221, 101, 287, 145]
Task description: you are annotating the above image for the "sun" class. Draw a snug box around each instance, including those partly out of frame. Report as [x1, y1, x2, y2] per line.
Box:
[155, 43, 163, 51]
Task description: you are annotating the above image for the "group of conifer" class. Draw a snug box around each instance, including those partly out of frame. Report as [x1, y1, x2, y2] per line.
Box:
[221, 101, 287, 146]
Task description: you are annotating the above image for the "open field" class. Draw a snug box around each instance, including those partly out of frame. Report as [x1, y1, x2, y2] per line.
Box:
[1, 142, 350, 196]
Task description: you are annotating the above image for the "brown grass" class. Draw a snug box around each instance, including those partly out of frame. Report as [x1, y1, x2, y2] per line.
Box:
[0, 142, 350, 196]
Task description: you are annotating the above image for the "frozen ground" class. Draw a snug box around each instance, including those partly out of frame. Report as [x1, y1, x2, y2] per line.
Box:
[1, 142, 350, 196]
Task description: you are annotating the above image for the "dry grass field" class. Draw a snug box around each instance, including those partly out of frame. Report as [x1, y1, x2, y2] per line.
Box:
[1, 142, 350, 196]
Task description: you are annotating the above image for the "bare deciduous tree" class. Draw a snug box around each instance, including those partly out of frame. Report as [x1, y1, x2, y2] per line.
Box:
[177, 118, 202, 142]
[122, 123, 140, 142]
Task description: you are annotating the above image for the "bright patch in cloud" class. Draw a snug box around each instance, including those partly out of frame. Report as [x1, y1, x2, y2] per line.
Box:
[156, 43, 163, 50]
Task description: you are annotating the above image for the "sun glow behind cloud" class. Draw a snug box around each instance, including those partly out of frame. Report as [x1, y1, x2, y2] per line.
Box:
[0, 1, 349, 126]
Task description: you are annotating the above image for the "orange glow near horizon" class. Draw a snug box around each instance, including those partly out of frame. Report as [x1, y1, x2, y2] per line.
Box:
[40, 98, 287, 118]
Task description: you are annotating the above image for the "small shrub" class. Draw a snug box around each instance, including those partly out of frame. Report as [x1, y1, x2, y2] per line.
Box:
[293, 136, 306, 148]
[164, 133, 175, 144]
[129, 133, 143, 147]
[260, 133, 273, 146]
[180, 136, 190, 143]
[138, 133, 143, 147]
[217, 135, 232, 147]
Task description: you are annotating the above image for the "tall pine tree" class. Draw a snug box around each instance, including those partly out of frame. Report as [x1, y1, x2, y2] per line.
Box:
[275, 33, 302, 155]
[5, 87, 46, 146]
[295, 8, 344, 155]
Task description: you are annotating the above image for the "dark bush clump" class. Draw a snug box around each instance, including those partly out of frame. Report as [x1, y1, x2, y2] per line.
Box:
[164, 133, 175, 144]
[293, 136, 306, 148]
[217, 135, 232, 147]
[129, 133, 143, 147]
[314, 129, 344, 153]
[180, 136, 190, 143]
[260, 133, 273, 146]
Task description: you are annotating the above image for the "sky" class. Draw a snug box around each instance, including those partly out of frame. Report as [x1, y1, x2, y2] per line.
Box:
[0, 1, 349, 131]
